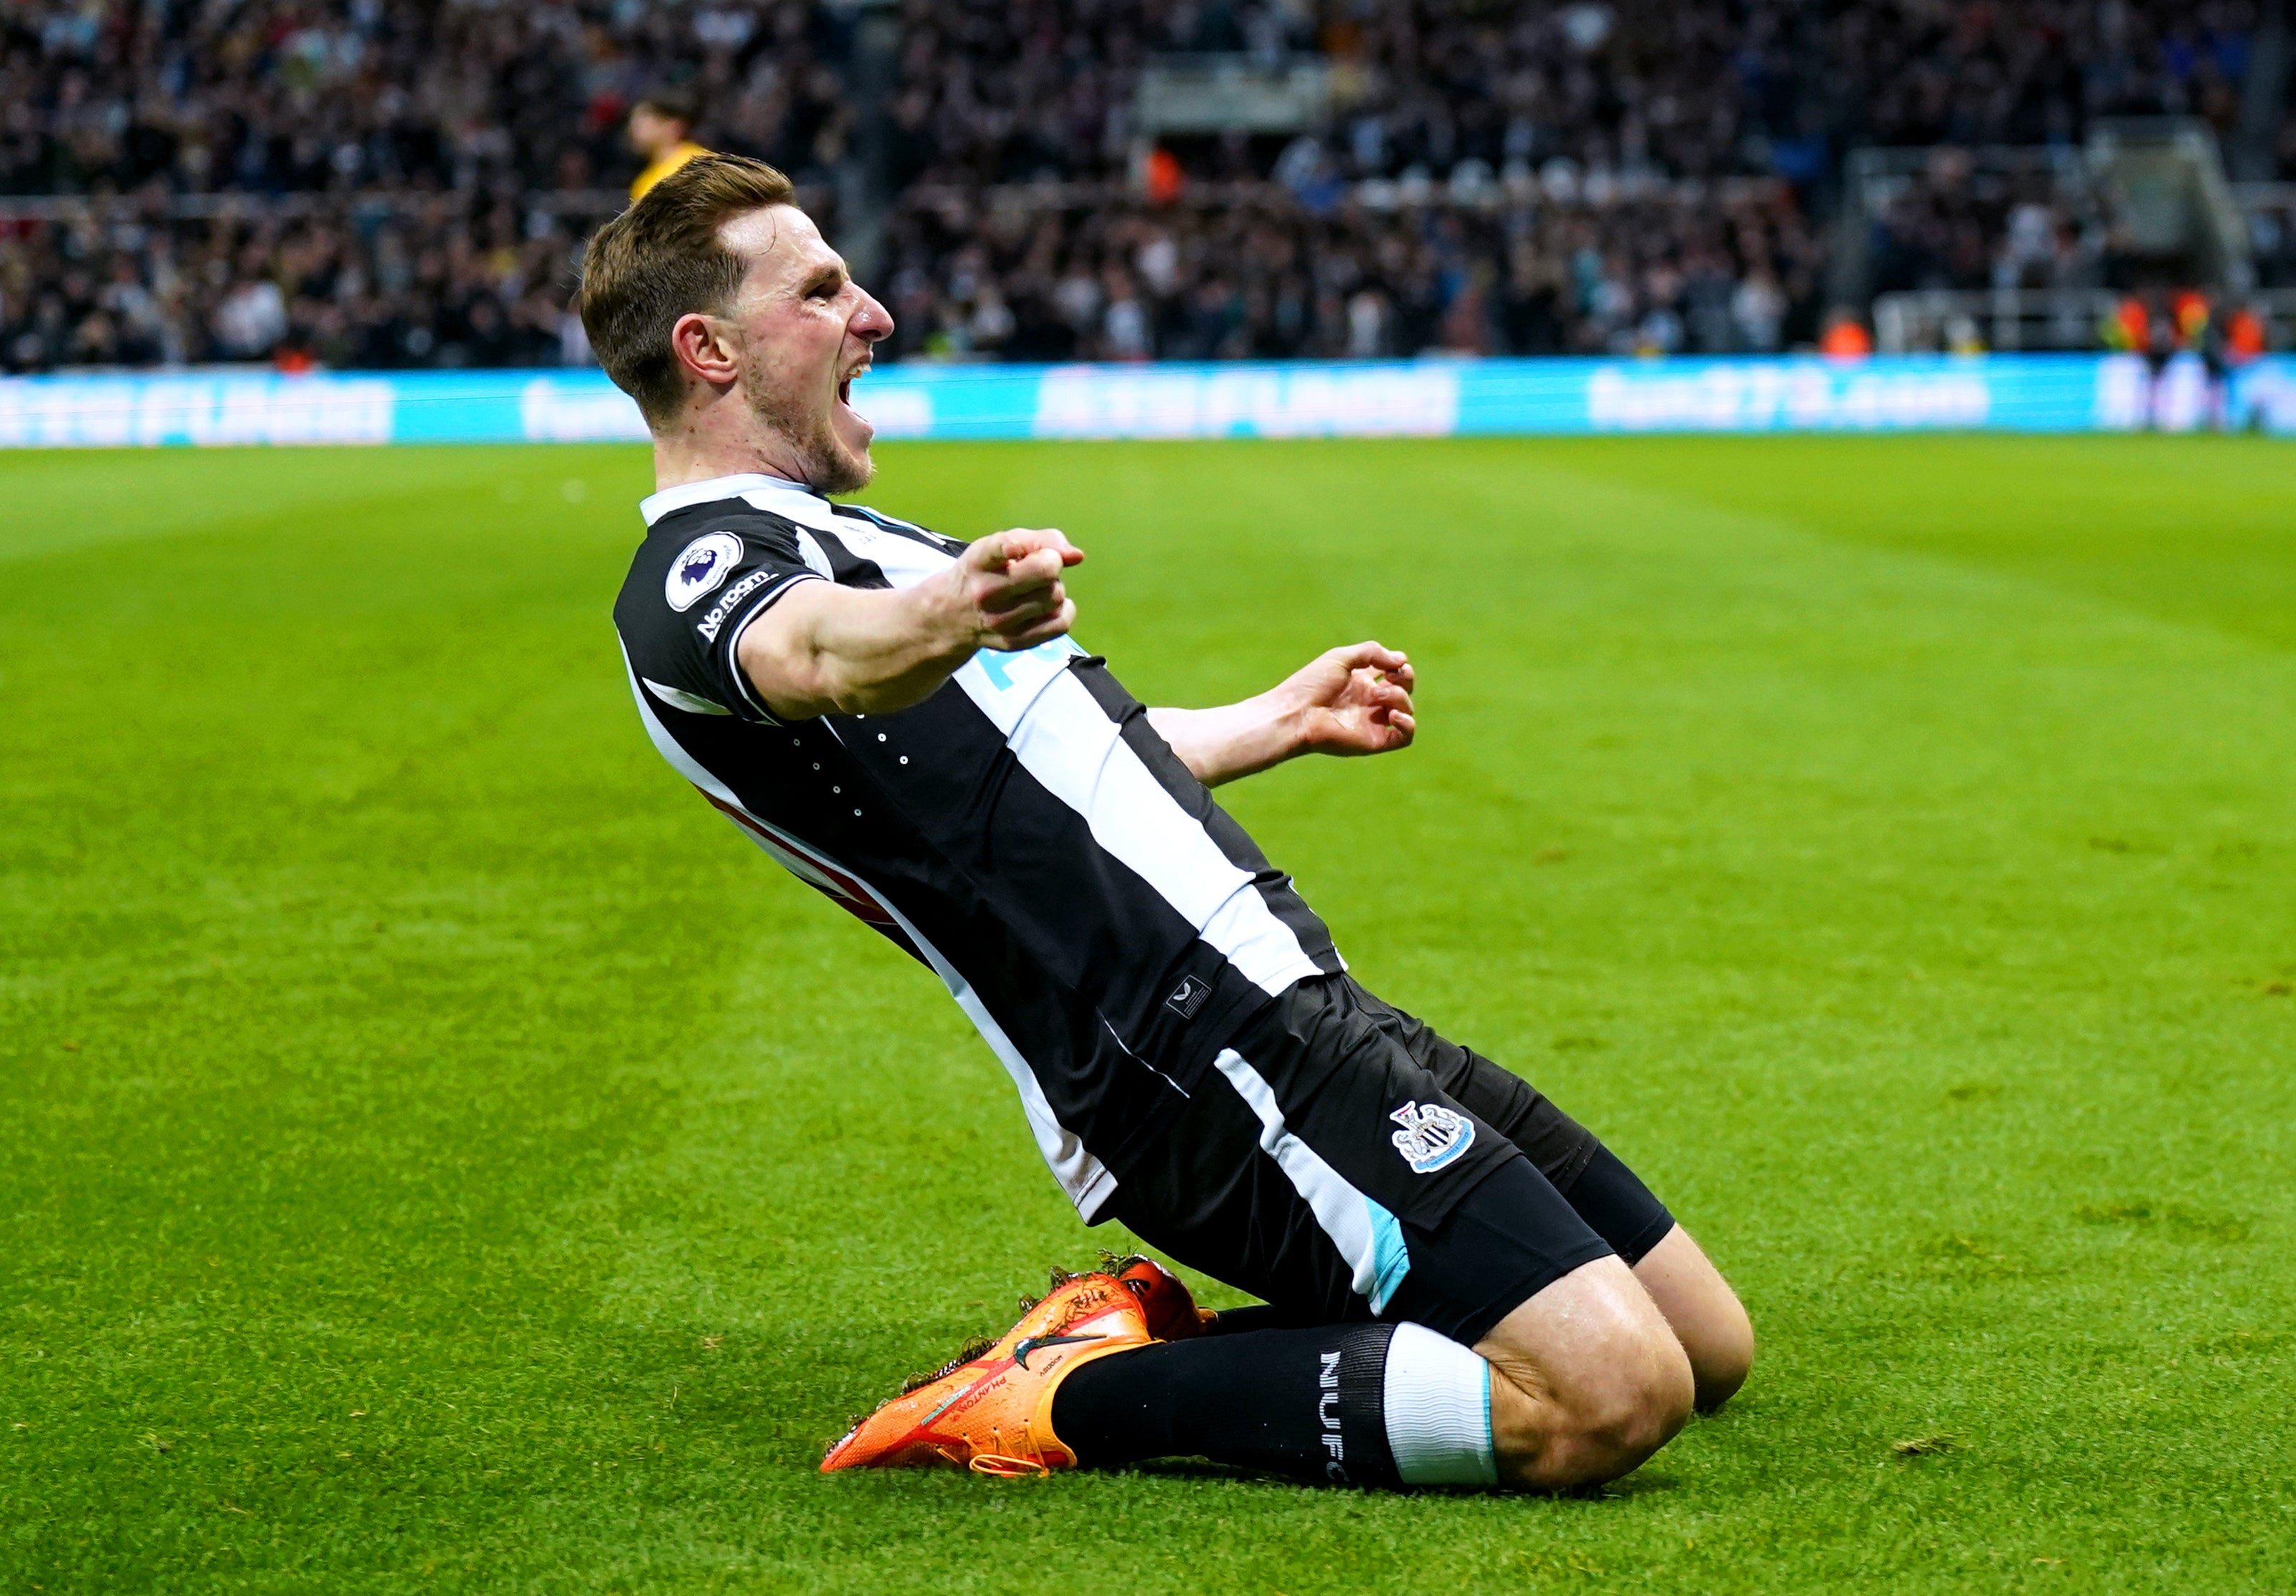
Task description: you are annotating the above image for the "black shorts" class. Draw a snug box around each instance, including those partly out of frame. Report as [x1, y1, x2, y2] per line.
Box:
[1103, 975, 1675, 1346]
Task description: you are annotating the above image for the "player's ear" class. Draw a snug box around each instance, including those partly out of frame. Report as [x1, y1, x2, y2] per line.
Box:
[669, 310, 740, 392]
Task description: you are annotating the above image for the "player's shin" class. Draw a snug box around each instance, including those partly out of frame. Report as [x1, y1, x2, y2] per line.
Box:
[1047, 1321, 1499, 1489]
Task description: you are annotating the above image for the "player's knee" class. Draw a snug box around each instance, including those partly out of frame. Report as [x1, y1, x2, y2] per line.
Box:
[1630, 1224, 1755, 1413]
[1686, 1298, 1755, 1414]
[1490, 1319, 1693, 1491]
[1546, 1332, 1693, 1487]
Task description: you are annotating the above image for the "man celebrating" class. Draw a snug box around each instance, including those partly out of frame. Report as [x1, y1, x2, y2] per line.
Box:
[583, 156, 1752, 1492]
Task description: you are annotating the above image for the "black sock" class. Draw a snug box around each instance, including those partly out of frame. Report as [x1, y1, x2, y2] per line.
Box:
[1050, 1325, 1399, 1487]
[1201, 1302, 1319, 1336]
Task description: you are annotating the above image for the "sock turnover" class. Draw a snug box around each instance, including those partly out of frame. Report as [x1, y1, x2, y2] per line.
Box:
[1381, 1321, 1499, 1487]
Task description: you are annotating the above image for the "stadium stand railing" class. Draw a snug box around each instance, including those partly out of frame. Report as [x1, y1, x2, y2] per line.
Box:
[1873, 287, 2296, 353]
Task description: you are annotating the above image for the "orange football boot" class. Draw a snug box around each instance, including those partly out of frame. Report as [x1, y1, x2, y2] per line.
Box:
[1103, 1251, 1215, 1341]
[822, 1270, 1151, 1475]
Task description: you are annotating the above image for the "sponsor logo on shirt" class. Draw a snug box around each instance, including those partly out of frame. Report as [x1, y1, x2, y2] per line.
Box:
[666, 531, 743, 611]
[1389, 1100, 1474, 1174]
[695, 570, 777, 642]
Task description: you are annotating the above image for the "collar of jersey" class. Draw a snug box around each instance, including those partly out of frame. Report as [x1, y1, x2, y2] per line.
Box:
[639, 472, 820, 527]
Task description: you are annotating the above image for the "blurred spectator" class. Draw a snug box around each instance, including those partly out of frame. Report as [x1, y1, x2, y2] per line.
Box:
[2247, 192, 2296, 290]
[2224, 300, 2267, 363]
[629, 87, 713, 203]
[1818, 307, 1873, 358]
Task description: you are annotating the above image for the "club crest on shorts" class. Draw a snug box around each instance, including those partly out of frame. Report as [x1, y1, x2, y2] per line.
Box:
[666, 531, 743, 611]
[1389, 1100, 1474, 1173]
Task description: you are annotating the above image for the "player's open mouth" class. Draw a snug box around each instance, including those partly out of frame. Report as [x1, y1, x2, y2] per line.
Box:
[834, 361, 872, 435]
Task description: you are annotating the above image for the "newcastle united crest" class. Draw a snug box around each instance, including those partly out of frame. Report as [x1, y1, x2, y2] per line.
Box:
[1389, 1100, 1474, 1174]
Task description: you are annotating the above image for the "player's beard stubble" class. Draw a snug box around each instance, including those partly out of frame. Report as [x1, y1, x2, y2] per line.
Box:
[741, 355, 873, 496]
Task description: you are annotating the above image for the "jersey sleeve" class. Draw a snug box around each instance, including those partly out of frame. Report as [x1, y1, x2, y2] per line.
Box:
[615, 510, 827, 726]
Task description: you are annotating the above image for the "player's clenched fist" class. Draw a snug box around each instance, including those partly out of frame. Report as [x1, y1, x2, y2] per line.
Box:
[948, 528, 1085, 651]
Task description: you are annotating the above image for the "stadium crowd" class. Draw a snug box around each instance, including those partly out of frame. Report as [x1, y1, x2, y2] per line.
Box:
[0, 0, 850, 368]
[880, 0, 2257, 190]
[0, 0, 857, 195]
[0, 0, 2281, 368]
[1863, 152, 2104, 296]
[0, 194, 608, 370]
[878, 181, 1825, 358]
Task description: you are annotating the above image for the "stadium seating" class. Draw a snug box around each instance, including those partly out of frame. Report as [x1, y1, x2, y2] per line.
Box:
[0, 0, 2282, 368]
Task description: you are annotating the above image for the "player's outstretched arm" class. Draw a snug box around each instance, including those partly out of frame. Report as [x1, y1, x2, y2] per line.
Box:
[1148, 641, 1415, 788]
[737, 529, 1082, 720]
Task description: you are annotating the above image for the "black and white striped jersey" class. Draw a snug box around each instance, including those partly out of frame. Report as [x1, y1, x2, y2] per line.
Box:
[612, 473, 1344, 1220]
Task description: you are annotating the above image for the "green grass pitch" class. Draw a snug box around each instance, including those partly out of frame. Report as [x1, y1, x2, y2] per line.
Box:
[4, 433, 2294, 1592]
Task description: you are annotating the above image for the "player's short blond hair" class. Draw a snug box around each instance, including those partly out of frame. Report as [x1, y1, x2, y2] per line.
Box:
[578, 154, 797, 425]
